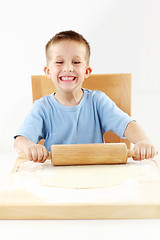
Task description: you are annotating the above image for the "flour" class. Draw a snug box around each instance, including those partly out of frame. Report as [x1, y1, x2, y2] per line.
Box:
[36, 159, 156, 189]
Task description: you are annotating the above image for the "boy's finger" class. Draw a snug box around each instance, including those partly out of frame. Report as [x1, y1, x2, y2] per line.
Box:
[134, 147, 140, 160]
[140, 147, 145, 160]
[37, 148, 44, 162]
[151, 147, 156, 158]
[146, 148, 151, 159]
[31, 148, 38, 162]
[41, 149, 48, 163]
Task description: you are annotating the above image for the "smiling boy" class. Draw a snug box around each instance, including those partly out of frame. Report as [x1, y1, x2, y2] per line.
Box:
[14, 30, 156, 162]
[44, 37, 92, 106]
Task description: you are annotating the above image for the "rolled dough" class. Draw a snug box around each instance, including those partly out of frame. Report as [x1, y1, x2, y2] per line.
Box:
[37, 160, 156, 189]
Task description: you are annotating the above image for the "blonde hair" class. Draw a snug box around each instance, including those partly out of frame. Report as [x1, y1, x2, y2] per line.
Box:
[45, 30, 91, 65]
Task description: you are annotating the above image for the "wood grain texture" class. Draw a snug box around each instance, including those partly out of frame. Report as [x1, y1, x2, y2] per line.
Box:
[51, 143, 128, 165]
[1, 203, 160, 220]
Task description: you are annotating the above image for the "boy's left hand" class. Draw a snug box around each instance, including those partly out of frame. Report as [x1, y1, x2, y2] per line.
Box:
[133, 140, 156, 161]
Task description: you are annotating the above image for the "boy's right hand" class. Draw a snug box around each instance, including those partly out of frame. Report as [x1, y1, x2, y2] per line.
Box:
[14, 136, 49, 163]
[25, 143, 49, 163]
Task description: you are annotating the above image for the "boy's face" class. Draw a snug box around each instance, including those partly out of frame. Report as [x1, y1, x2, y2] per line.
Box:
[44, 40, 92, 93]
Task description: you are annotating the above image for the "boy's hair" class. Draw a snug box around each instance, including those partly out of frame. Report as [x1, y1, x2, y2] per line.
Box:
[45, 30, 91, 65]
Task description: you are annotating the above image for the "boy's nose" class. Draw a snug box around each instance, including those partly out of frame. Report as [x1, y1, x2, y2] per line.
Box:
[63, 63, 73, 72]
[63, 69, 73, 72]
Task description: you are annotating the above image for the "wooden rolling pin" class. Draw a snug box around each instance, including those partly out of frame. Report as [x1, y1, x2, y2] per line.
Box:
[19, 143, 135, 165]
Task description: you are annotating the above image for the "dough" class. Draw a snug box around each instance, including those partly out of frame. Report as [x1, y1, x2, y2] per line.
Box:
[37, 160, 155, 189]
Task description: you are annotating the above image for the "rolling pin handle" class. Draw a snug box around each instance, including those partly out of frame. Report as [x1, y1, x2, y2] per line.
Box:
[18, 151, 51, 160]
[127, 149, 135, 158]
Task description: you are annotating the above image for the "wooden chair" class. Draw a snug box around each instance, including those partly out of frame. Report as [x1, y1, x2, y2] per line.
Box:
[31, 74, 132, 148]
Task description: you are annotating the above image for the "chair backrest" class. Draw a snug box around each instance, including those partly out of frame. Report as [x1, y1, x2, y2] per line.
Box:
[31, 74, 132, 148]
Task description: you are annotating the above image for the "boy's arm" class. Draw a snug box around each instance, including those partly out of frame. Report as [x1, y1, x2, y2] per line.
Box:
[14, 136, 49, 163]
[124, 121, 156, 160]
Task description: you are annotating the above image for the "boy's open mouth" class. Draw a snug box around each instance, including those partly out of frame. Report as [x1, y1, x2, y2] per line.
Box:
[59, 76, 76, 82]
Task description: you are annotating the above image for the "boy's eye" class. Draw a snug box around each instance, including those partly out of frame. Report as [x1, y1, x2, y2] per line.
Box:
[55, 61, 81, 65]
[73, 61, 80, 64]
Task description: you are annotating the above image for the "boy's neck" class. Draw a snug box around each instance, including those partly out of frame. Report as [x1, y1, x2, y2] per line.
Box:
[54, 89, 83, 107]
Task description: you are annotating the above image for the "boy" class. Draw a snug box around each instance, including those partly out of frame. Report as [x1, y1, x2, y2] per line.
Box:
[14, 30, 156, 163]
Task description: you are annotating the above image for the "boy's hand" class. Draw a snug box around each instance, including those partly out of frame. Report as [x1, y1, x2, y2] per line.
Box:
[25, 143, 49, 163]
[124, 121, 157, 161]
[14, 136, 49, 163]
[133, 140, 156, 161]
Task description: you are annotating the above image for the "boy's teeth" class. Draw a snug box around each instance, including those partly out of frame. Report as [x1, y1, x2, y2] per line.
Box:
[60, 76, 75, 81]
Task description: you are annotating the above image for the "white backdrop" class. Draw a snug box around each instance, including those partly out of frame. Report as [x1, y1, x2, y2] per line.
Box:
[0, 0, 160, 153]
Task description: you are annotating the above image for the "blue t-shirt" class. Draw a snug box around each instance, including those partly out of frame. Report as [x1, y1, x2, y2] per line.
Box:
[15, 89, 133, 151]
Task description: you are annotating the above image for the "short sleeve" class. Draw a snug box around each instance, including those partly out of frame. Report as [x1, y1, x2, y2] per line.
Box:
[96, 91, 133, 138]
[14, 100, 47, 143]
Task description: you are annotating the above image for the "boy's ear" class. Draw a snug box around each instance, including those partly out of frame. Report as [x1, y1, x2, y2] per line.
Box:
[44, 66, 51, 78]
[85, 67, 92, 78]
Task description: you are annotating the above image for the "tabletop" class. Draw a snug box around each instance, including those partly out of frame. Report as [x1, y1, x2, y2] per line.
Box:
[0, 153, 160, 240]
